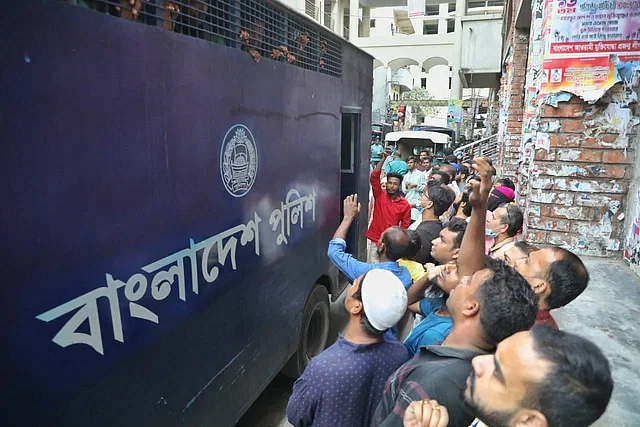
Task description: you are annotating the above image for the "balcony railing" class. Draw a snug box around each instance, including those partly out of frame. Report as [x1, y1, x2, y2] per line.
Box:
[454, 134, 498, 164]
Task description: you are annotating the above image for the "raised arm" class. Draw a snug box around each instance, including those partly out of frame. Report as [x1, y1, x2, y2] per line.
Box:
[371, 149, 390, 198]
[457, 158, 494, 278]
[333, 194, 360, 241]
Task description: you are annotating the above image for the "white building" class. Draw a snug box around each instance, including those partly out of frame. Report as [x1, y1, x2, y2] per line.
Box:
[279, 0, 504, 132]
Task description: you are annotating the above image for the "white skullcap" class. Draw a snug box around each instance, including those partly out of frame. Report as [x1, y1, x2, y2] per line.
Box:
[361, 269, 408, 331]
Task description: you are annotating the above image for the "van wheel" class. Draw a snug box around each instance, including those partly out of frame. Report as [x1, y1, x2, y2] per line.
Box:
[282, 285, 330, 378]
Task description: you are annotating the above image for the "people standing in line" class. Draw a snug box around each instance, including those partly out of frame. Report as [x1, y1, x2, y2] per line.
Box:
[286, 270, 410, 427]
[485, 203, 524, 260]
[367, 150, 411, 264]
[402, 156, 427, 222]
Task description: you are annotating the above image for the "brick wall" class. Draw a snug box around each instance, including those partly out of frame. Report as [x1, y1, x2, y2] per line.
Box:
[524, 90, 636, 256]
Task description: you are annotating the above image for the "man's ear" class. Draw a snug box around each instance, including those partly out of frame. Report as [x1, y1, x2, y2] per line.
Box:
[531, 278, 549, 297]
[349, 300, 363, 316]
[462, 296, 480, 317]
[513, 409, 548, 427]
[452, 247, 460, 260]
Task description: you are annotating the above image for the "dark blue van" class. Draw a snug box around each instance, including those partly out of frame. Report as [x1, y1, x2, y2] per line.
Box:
[0, 1, 372, 425]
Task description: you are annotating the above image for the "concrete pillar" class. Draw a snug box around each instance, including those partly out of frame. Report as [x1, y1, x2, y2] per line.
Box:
[438, 3, 448, 35]
[349, 0, 359, 40]
[450, 0, 466, 100]
[361, 6, 370, 37]
[331, 0, 339, 32]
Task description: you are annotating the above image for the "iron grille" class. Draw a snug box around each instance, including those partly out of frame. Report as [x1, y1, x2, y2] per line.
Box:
[60, 0, 342, 78]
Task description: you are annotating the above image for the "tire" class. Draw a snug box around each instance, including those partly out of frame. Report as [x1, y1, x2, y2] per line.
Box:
[282, 285, 330, 378]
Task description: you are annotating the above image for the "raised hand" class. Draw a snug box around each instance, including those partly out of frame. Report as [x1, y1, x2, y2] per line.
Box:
[469, 157, 494, 208]
[343, 194, 361, 220]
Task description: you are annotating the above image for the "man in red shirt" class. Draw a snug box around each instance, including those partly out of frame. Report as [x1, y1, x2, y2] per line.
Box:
[367, 150, 411, 263]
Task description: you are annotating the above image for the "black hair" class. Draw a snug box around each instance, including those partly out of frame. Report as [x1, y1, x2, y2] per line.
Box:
[419, 150, 429, 156]
[445, 154, 458, 164]
[427, 180, 456, 216]
[446, 217, 467, 250]
[386, 172, 404, 185]
[443, 147, 454, 156]
[458, 164, 470, 179]
[408, 155, 418, 163]
[352, 273, 386, 337]
[431, 171, 451, 186]
[382, 226, 410, 261]
[498, 203, 524, 237]
[514, 241, 536, 254]
[526, 326, 613, 427]
[498, 177, 515, 190]
[544, 248, 589, 309]
[405, 230, 422, 259]
[423, 156, 433, 163]
[439, 164, 456, 180]
[454, 191, 472, 217]
[476, 258, 539, 346]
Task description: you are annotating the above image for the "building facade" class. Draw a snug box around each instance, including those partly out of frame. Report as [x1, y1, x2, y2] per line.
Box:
[497, 0, 640, 268]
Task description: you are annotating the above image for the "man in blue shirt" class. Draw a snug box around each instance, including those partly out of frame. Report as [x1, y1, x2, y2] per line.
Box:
[384, 151, 409, 176]
[403, 262, 460, 356]
[286, 269, 410, 427]
[371, 139, 384, 168]
[327, 194, 412, 289]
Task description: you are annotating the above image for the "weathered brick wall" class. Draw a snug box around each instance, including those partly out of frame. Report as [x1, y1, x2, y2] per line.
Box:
[525, 90, 637, 256]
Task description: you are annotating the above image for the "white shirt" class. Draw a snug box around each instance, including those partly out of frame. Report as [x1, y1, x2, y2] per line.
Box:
[402, 169, 427, 221]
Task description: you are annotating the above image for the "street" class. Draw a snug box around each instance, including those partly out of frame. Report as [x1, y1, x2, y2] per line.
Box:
[237, 258, 640, 427]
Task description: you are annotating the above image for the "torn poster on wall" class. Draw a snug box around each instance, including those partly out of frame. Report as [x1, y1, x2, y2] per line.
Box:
[624, 190, 640, 268]
[539, 0, 640, 101]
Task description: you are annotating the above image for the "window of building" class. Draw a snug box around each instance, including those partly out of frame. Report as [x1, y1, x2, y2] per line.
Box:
[425, 5, 440, 16]
[370, 19, 376, 28]
[447, 19, 455, 33]
[449, 67, 452, 90]
[448, 3, 456, 13]
[421, 77, 427, 88]
[423, 21, 438, 35]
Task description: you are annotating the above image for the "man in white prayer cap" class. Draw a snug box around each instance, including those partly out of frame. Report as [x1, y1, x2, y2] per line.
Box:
[287, 269, 410, 427]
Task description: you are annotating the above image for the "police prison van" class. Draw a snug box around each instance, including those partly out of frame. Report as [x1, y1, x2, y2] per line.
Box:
[1, 1, 373, 425]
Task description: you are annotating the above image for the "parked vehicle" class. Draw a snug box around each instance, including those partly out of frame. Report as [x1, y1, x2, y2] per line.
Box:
[1, 1, 373, 425]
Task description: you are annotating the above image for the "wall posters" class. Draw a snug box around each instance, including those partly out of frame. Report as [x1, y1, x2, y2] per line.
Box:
[540, 0, 640, 101]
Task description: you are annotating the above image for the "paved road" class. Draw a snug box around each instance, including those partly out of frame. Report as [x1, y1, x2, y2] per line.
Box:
[237, 258, 640, 426]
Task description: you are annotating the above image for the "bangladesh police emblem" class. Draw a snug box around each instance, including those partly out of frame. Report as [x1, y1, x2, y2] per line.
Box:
[220, 124, 258, 197]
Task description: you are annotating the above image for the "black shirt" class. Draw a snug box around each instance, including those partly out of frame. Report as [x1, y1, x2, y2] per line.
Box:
[414, 220, 443, 265]
[373, 345, 486, 427]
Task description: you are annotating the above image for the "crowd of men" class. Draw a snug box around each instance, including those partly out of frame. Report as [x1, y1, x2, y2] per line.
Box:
[286, 147, 614, 427]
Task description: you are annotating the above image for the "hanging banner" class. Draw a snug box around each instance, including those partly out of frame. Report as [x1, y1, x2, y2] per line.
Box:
[539, 0, 640, 101]
[447, 99, 463, 124]
[408, 0, 425, 18]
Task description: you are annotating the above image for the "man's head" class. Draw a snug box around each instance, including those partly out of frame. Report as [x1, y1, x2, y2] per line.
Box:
[446, 258, 538, 347]
[419, 181, 456, 217]
[439, 164, 457, 182]
[498, 177, 516, 191]
[345, 270, 408, 337]
[464, 326, 613, 427]
[404, 230, 422, 261]
[454, 191, 472, 218]
[377, 226, 410, 262]
[504, 241, 536, 269]
[430, 170, 451, 186]
[486, 204, 524, 239]
[407, 156, 417, 171]
[431, 217, 467, 264]
[385, 172, 403, 197]
[457, 164, 470, 183]
[422, 156, 433, 171]
[419, 150, 429, 161]
[515, 247, 589, 310]
[443, 147, 454, 157]
[445, 154, 459, 165]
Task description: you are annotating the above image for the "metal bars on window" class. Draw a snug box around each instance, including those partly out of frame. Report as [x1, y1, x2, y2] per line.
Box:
[60, 0, 342, 77]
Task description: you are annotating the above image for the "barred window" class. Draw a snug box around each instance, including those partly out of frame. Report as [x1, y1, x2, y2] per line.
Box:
[60, 0, 342, 77]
